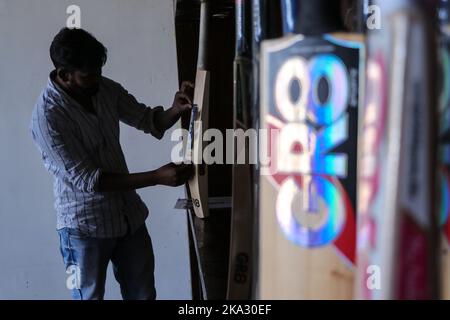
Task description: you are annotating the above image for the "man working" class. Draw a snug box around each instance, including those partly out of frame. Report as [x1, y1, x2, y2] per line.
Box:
[30, 27, 194, 300]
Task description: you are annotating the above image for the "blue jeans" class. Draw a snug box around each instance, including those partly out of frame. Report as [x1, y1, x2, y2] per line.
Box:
[58, 223, 156, 300]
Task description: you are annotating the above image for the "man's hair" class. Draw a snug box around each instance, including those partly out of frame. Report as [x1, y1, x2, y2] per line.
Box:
[50, 28, 107, 71]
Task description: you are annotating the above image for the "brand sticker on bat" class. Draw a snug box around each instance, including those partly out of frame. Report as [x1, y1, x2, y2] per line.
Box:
[261, 36, 360, 262]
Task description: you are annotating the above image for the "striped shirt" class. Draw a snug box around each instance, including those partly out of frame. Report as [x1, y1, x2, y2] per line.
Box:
[30, 71, 165, 238]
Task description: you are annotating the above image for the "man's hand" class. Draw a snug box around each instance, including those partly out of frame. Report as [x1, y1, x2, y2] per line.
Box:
[172, 81, 194, 114]
[155, 81, 195, 133]
[154, 162, 194, 187]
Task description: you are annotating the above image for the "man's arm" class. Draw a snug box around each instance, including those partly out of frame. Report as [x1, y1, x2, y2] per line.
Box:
[31, 109, 102, 193]
[116, 84, 165, 139]
[31, 108, 193, 193]
[154, 104, 186, 133]
[154, 81, 194, 132]
[116, 80, 194, 135]
[98, 163, 194, 192]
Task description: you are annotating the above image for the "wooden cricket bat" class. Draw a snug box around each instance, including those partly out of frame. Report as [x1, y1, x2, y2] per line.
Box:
[355, 0, 439, 300]
[438, 0, 450, 300]
[250, 0, 286, 299]
[257, 0, 364, 299]
[248, 0, 263, 298]
[186, 0, 210, 219]
[227, 0, 255, 300]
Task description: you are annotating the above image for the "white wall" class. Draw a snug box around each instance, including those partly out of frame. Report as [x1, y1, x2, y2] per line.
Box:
[0, 0, 191, 299]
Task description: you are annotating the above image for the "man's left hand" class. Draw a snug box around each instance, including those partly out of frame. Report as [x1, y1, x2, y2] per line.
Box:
[172, 81, 194, 114]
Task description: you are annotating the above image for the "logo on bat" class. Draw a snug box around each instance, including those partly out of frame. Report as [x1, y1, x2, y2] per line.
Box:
[262, 36, 359, 260]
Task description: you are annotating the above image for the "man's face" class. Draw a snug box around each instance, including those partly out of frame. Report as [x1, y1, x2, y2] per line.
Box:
[65, 68, 102, 97]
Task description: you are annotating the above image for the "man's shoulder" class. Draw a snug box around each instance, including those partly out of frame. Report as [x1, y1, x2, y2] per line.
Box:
[31, 90, 71, 130]
[100, 76, 122, 91]
[30, 96, 71, 147]
[33, 93, 67, 118]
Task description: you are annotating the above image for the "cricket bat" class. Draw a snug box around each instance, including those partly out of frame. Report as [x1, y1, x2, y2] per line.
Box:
[250, 0, 286, 299]
[355, 0, 439, 300]
[257, 0, 364, 299]
[186, 0, 210, 219]
[248, 0, 264, 298]
[438, 0, 450, 300]
[227, 0, 256, 300]
[228, 0, 282, 299]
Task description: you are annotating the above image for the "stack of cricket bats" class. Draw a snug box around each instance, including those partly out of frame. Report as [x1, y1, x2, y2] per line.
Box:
[229, 0, 447, 300]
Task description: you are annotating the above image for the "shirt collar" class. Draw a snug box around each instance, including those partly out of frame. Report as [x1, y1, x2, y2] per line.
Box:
[46, 70, 102, 112]
[46, 70, 74, 107]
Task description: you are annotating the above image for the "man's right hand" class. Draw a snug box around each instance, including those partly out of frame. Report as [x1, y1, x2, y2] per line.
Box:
[154, 163, 195, 187]
[97, 163, 194, 192]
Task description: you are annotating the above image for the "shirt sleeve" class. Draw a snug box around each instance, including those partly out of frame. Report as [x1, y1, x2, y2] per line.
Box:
[30, 108, 102, 193]
[116, 83, 165, 140]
